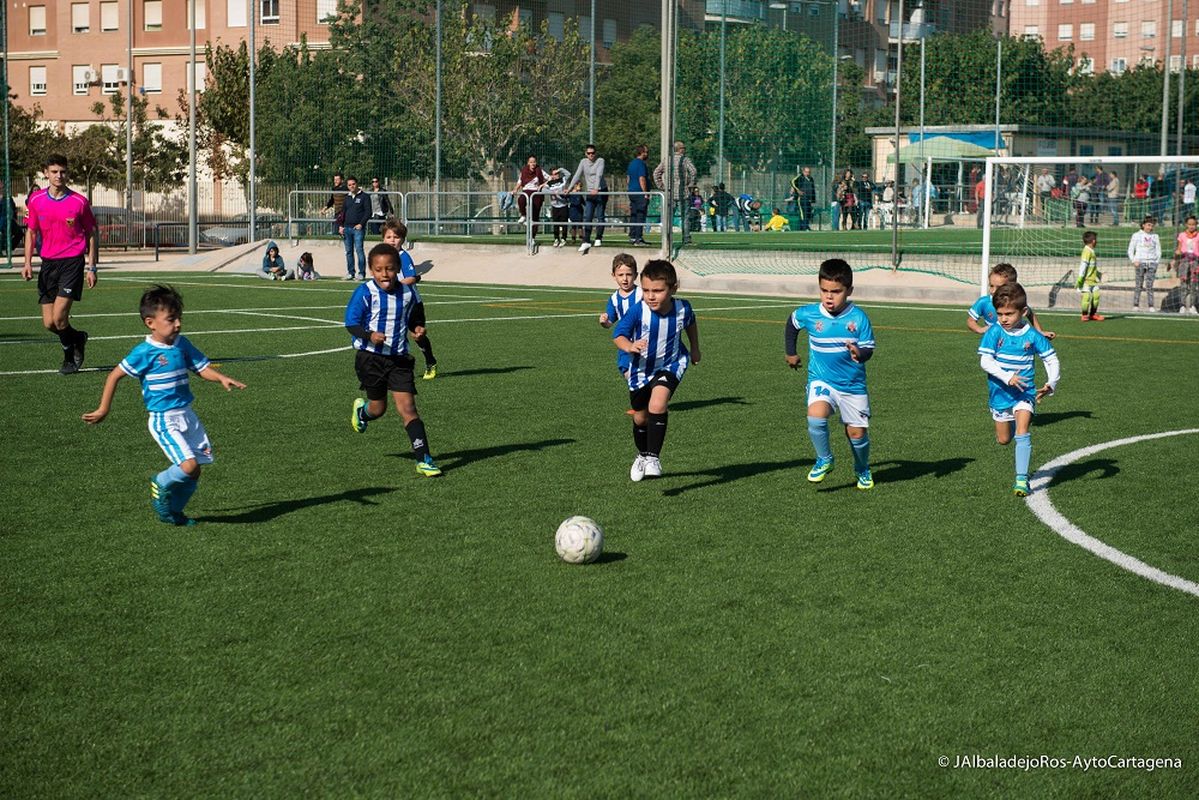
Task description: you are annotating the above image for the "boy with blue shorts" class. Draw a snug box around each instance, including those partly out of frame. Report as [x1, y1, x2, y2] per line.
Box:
[978, 282, 1060, 497]
[83, 285, 246, 526]
[784, 258, 876, 490]
[967, 263, 1056, 340]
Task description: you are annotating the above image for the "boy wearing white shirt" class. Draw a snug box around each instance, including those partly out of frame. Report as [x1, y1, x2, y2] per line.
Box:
[1127, 216, 1162, 312]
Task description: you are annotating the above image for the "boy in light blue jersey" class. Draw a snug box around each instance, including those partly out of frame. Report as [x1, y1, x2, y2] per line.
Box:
[347, 243, 442, 477]
[598, 253, 643, 379]
[784, 259, 877, 490]
[83, 285, 246, 526]
[382, 219, 437, 379]
[978, 282, 1060, 497]
[967, 263, 1055, 339]
[613, 259, 701, 481]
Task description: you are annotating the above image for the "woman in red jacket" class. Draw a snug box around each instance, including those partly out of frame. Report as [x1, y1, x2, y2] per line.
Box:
[515, 155, 551, 236]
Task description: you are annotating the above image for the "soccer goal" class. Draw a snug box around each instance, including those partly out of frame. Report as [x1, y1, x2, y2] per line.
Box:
[981, 155, 1199, 298]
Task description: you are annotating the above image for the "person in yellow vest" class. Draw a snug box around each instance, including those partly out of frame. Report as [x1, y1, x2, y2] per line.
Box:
[1076, 230, 1104, 321]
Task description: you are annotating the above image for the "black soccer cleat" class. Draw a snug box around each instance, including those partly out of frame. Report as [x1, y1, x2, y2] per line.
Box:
[59, 357, 79, 375]
[73, 330, 89, 369]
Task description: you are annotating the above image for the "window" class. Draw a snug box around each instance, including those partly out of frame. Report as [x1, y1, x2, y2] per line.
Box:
[1113, 22, 1128, 38]
[1079, 23, 1094, 40]
[143, 62, 162, 93]
[1141, 20, 1156, 38]
[602, 19, 616, 49]
[1111, 57, 1126, 74]
[261, 0, 279, 24]
[1060, 0, 1072, 4]
[73, 65, 91, 94]
[29, 66, 47, 96]
[188, 0, 206, 29]
[1025, 0, 1038, 6]
[144, 1, 162, 31]
[1057, 23, 1072, 40]
[1079, 144, 1094, 157]
[72, 3, 90, 33]
[1170, 54, 1182, 72]
[1109, 146, 1123, 156]
[101, 64, 120, 93]
[1196, 20, 1199, 37]
[101, 1, 119, 30]
[1077, 56, 1093, 75]
[190, 61, 206, 93]
[317, 0, 336, 23]
[1194, 54, 1199, 69]
[227, 0, 246, 27]
[1023, 25, 1039, 37]
[1081, 0, 1094, 4]
[29, 5, 47, 35]
[547, 12, 563, 41]
[579, 15, 592, 41]
[1173, 19, 1183, 37]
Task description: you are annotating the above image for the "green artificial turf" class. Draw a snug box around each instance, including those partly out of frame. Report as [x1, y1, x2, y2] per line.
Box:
[2, 273, 1197, 797]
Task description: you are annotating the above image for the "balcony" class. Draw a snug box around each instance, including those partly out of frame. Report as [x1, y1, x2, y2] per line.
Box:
[889, 21, 935, 41]
[706, 0, 767, 23]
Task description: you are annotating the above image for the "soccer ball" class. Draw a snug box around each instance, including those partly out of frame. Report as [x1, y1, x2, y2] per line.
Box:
[555, 516, 604, 564]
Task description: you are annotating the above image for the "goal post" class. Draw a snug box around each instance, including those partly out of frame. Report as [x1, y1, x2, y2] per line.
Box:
[981, 155, 1199, 304]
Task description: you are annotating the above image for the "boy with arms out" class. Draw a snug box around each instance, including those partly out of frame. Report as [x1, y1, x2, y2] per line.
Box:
[21, 154, 98, 374]
[381, 219, 438, 379]
[1076, 230, 1104, 321]
[967, 263, 1056, 339]
[612, 259, 701, 481]
[82, 285, 246, 526]
[347, 243, 442, 477]
[784, 259, 876, 490]
[978, 282, 1060, 497]
[598, 253, 643, 380]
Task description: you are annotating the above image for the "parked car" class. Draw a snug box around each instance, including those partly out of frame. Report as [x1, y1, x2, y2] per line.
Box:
[93, 206, 152, 247]
[200, 214, 286, 247]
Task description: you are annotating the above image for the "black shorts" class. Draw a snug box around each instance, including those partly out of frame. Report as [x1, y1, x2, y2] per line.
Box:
[355, 349, 417, 400]
[37, 256, 86, 305]
[629, 371, 680, 411]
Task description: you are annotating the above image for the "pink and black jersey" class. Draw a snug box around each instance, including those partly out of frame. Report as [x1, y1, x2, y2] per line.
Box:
[25, 189, 96, 260]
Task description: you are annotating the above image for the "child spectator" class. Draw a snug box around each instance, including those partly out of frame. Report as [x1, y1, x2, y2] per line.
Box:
[567, 192, 585, 244]
[784, 259, 877, 490]
[977, 282, 1060, 497]
[295, 252, 319, 280]
[1173, 215, 1199, 314]
[599, 253, 642, 381]
[1076, 230, 1103, 321]
[967, 263, 1056, 339]
[1127, 216, 1161, 312]
[709, 184, 734, 232]
[763, 207, 790, 232]
[612, 259, 701, 481]
[82, 285, 246, 525]
[545, 167, 571, 248]
[261, 241, 293, 280]
[381, 219, 438, 379]
[346, 243, 442, 476]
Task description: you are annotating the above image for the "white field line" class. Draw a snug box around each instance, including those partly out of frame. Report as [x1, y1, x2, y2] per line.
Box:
[96, 276, 523, 300]
[1026, 428, 1199, 599]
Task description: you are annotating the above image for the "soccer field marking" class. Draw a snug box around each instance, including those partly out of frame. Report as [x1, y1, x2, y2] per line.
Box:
[1026, 428, 1199, 599]
[96, 276, 523, 301]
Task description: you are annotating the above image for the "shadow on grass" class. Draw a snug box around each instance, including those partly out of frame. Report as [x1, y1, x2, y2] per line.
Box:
[392, 437, 576, 472]
[436, 365, 533, 379]
[1036, 410, 1094, 426]
[816, 457, 975, 493]
[1047, 458, 1121, 488]
[660, 458, 809, 496]
[671, 396, 750, 413]
[592, 551, 628, 565]
[197, 486, 398, 524]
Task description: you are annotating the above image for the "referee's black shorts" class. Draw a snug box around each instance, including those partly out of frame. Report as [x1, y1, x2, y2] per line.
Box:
[37, 255, 86, 305]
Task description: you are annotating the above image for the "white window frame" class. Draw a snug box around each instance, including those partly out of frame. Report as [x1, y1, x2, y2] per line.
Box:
[602, 18, 617, 49]
[1169, 54, 1182, 72]
[101, 1, 119, 31]
[101, 64, 120, 93]
[1079, 23, 1095, 41]
[1057, 23, 1072, 41]
[143, 62, 162, 93]
[1077, 57, 1093, 75]
[72, 3, 91, 33]
[29, 5, 47, 36]
[1141, 20, 1157, 39]
[190, 61, 207, 94]
[188, 0, 206, 29]
[261, 0, 279, 24]
[1172, 19, 1183, 38]
[144, 1, 162, 31]
[29, 66, 48, 97]
[316, 0, 336, 23]
[73, 65, 91, 95]
[1110, 57, 1127, 74]
[1113, 22, 1128, 39]
[1023, 25, 1039, 37]
[227, 0, 246, 27]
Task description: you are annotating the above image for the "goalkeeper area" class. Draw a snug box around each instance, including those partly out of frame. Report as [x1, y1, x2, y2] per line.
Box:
[2, 272, 1198, 796]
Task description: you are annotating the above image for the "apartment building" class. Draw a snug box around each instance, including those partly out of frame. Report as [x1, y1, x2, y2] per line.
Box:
[1009, 0, 1199, 76]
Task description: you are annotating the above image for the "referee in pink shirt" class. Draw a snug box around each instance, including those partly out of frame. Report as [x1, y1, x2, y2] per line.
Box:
[21, 154, 98, 374]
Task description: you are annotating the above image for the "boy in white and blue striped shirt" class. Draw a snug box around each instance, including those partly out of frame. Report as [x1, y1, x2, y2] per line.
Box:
[346, 243, 442, 477]
[83, 285, 246, 526]
[612, 259, 701, 481]
[978, 282, 1060, 497]
[784, 259, 877, 490]
[598, 253, 643, 379]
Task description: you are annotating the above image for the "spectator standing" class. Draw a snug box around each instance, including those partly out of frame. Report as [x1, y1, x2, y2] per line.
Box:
[323, 172, 347, 235]
[857, 172, 875, 231]
[515, 155, 551, 237]
[974, 176, 987, 228]
[838, 170, 857, 230]
[794, 166, 815, 230]
[710, 183, 734, 232]
[340, 176, 370, 280]
[1033, 168, 1055, 219]
[1089, 168, 1109, 224]
[1183, 178, 1197, 220]
[570, 144, 609, 253]
[1134, 175, 1150, 200]
[653, 141, 698, 244]
[1071, 176, 1091, 228]
[1105, 170, 1121, 226]
[626, 145, 650, 246]
[367, 177, 393, 235]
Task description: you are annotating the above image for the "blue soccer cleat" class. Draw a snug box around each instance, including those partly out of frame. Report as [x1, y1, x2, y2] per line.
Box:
[150, 478, 175, 524]
[1013, 476, 1030, 497]
[807, 456, 834, 483]
[856, 470, 875, 491]
[415, 455, 443, 477]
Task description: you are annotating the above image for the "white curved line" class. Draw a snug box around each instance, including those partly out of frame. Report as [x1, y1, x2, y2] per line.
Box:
[1026, 428, 1199, 598]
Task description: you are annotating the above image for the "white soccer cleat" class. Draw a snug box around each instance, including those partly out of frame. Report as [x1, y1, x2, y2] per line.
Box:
[630, 455, 646, 482]
[578, 242, 591, 254]
[593, 239, 603, 248]
[642, 456, 662, 478]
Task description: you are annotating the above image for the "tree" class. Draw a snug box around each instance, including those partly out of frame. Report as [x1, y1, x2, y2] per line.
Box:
[2, 96, 57, 190]
[594, 26, 662, 175]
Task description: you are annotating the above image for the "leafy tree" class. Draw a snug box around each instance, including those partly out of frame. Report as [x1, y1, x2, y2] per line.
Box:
[594, 26, 662, 175]
[91, 92, 187, 186]
[1068, 64, 1199, 137]
[1, 95, 57, 190]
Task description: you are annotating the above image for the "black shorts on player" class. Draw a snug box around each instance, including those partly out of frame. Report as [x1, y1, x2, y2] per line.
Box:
[355, 350, 418, 401]
[629, 371, 680, 411]
[37, 255, 86, 305]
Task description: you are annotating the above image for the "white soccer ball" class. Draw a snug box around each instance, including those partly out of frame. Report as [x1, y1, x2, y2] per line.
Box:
[555, 516, 604, 564]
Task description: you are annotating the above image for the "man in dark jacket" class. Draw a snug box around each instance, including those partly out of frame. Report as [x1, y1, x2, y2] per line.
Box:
[340, 176, 370, 280]
[323, 172, 347, 235]
[792, 167, 816, 230]
[367, 177, 394, 235]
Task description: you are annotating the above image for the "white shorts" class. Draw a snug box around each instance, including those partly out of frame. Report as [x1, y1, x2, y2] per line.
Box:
[148, 407, 214, 465]
[807, 380, 870, 428]
[990, 400, 1034, 423]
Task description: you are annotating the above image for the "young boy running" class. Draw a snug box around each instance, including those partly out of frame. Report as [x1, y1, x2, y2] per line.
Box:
[82, 285, 246, 526]
[347, 243, 442, 477]
[967, 263, 1056, 339]
[612, 259, 701, 481]
[598, 253, 642, 380]
[1077, 230, 1103, 321]
[381, 219, 438, 379]
[784, 258, 877, 490]
[978, 282, 1060, 497]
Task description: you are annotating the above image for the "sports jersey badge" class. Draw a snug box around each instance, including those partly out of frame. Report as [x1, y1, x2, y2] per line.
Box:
[157, 354, 169, 367]
[847, 321, 857, 333]
[1023, 342, 1033, 351]
[814, 321, 824, 332]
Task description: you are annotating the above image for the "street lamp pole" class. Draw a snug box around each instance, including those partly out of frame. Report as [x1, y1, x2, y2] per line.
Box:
[188, 0, 197, 254]
[891, 0, 905, 269]
[589, 0, 596, 143]
[718, 2, 726, 185]
[1160, 0, 1174, 158]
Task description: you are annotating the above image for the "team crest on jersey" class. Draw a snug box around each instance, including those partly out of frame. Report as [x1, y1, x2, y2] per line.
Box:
[997, 337, 1005, 349]
[814, 321, 824, 333]
[1023, 341, 1033, 351]
[156, 354, 169, 367]
[847, 321, 857, 333]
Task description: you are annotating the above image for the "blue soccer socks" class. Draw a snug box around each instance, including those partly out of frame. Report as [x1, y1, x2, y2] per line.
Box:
[850, 434, 871, 475]
[1014, 433, 1032, 482]
[152, 464, 195, 525]
[807, 416, 832, 461]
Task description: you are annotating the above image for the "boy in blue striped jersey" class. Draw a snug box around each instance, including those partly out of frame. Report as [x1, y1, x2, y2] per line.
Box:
[83, 285, 246, 526]
[784, 259, 877, 490]
[346, 243, 442, 477]
[381, 219, 438, 379]
[612, 259, 701, 481]
[978, 282, 1060, 497]
[967, 263, 1055, 340]
[598, 253, 642, 380]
